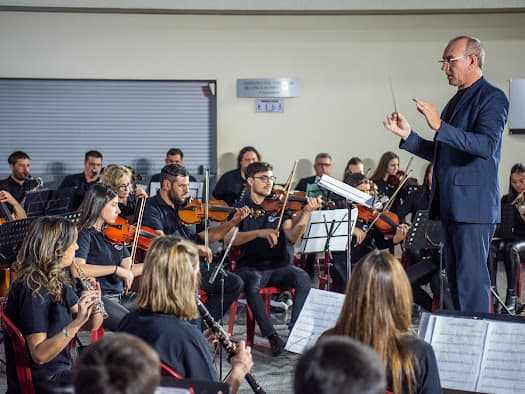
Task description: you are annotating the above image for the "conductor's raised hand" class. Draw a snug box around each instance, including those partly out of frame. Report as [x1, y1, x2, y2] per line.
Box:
[413, 98, 442, 131]
[383, 112, 411, 141]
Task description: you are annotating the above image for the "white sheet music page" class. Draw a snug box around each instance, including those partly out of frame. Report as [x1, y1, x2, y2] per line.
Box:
[285, 288, 345, 354]
[476, 320, 525, 393]
[429, 316, 488, 391]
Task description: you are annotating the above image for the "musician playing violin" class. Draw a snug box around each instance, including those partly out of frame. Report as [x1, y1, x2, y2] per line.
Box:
[370, 151, 406, 214]
[487, 163, 525, 313]
[225, 161, 320, 356]
[74, 183, 143, 331]
[100, 164, 148, 222]
[330, 173, 409, 293]
[141, 164, 249, 322]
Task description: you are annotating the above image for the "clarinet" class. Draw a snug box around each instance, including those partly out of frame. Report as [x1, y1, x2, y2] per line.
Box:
[72, 259, 108, 319]
[196, 299, 266, 394]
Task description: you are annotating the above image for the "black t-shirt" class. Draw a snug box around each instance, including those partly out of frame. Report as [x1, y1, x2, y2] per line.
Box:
[212, 169, 246, 206]
[0, 176, 38, 205]
[118, 309, 218, 381]
[233, 195, 294, 270]
[501, 194, 525, 240]
[142, 194, 200, 242]
[76, 227, 130, 294]
[55, 173, 99, 212]
[397, 186, 431, 223]
[5, 281, 78, 391]
[118, 193, 137, 221]
[389, 335, 441, 394]
[374, 179, 406, 215]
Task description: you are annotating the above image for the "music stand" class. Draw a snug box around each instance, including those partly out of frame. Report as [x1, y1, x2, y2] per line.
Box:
[23, 189, 53, 217]
[300, 209, 357, 289]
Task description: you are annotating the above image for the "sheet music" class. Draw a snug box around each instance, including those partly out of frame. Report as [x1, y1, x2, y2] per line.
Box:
[476, 321, 525, 393]
[429, 316, 488, 391]
[155, 388, 191, 394]
[285, 288, 345, 354]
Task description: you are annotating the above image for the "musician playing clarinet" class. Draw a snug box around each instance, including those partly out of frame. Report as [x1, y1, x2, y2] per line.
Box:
[118, 236, 253, 393]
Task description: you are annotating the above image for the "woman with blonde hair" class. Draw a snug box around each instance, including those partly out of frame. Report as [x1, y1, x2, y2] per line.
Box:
[324, 249, 441, 394]
[100, 164, 147, 221]
[5, 216, 102, 393]
[118, 236, 253, 394]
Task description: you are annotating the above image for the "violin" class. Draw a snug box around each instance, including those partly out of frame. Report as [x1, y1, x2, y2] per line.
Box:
[262, 190, 334, 213]
[357, 205, 400, 233]
[103, 216, 158, 251]
[178, 199, 262, 225]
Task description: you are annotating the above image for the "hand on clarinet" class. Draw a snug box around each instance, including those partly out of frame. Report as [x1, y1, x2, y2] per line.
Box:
[75, 291, 98, 325]
[230, 340, 254, 379]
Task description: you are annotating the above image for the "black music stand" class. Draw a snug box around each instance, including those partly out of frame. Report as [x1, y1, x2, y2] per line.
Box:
[405, 210, 447, 309]
[24, 189, 53, 217]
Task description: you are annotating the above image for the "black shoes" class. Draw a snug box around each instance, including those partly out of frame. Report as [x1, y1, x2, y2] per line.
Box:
[268, 333, 285, 356]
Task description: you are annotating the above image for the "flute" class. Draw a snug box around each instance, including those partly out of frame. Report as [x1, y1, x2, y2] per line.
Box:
[196, 298, 266, 394]
[72, 259, 108, 319]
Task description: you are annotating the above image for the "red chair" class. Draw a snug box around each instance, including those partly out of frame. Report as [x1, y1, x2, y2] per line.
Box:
[160, 363, 184, 378]
[0, 303, 36, 394]
[68, 326, 106, 358]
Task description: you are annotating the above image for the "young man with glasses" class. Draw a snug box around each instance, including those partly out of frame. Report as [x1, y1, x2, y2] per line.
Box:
[226, 161, 321, 356]
[55, 150, 103, 211]
[384, 36, 509, 313]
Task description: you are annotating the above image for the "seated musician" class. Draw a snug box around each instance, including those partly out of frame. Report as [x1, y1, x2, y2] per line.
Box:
[5, 217, 102, 393]
[487, 163, 525, 313]
[0, 151, 39, 205]
[295, 153, 333, 192]
[227, 161, 320, 356]
[74, 183, 143, 330]
[150, 148, 196, 187]
[330, 173, 409, 293]
[0, 189, 27, 220]
[73, 333, 160, 394]
[324, 250, 441, 394]
[55, 150, 103, 212]
[118, 236, 253, 394]
[141, 164, 248, 321]
[213, 146, 260, 206]
[370, 151, 406, 214]
[100, 164, 147, 222]
[343, 156, 365, 178]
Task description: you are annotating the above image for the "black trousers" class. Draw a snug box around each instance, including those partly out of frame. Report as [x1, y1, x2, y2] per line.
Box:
[237, 265, 312, 337]
[200, 261, 243, 322]
[487, 239, 525, 296]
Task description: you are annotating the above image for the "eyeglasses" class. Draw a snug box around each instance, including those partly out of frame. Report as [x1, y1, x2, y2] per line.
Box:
[118, 183, 131, 191]
[438, 56, 466, 66]
[252, 175, 276, 183]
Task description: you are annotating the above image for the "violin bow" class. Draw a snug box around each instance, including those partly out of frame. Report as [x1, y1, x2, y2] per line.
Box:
[511, 190, 525, 206]
[129, 196, 147, 269]
[276, 160, 298, 234]
[204, 169, 210, 270]
[384, 169, 413, 213]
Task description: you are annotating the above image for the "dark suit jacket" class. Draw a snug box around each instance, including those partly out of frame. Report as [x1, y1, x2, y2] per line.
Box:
[295, 176, 317, 192]
[400, 77, 509, 224]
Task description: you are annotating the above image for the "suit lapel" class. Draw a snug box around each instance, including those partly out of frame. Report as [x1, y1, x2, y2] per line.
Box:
[447, 77, 485, 124]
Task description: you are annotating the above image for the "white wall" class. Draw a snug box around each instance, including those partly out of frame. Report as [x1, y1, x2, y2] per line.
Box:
[0, 11, 524, 191]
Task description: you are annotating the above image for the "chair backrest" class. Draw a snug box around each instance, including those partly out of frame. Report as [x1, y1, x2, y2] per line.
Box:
[0, 303, 36, 394]
[160, 362, 183, 379]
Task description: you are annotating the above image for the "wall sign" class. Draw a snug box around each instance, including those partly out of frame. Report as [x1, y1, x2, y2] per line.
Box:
[237, 78, 301, 98]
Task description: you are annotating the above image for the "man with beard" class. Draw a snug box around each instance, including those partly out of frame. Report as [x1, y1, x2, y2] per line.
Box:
[55, 150, 103, 211]
[0, 151, 38, 208]
[142, 164, 249, 321]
